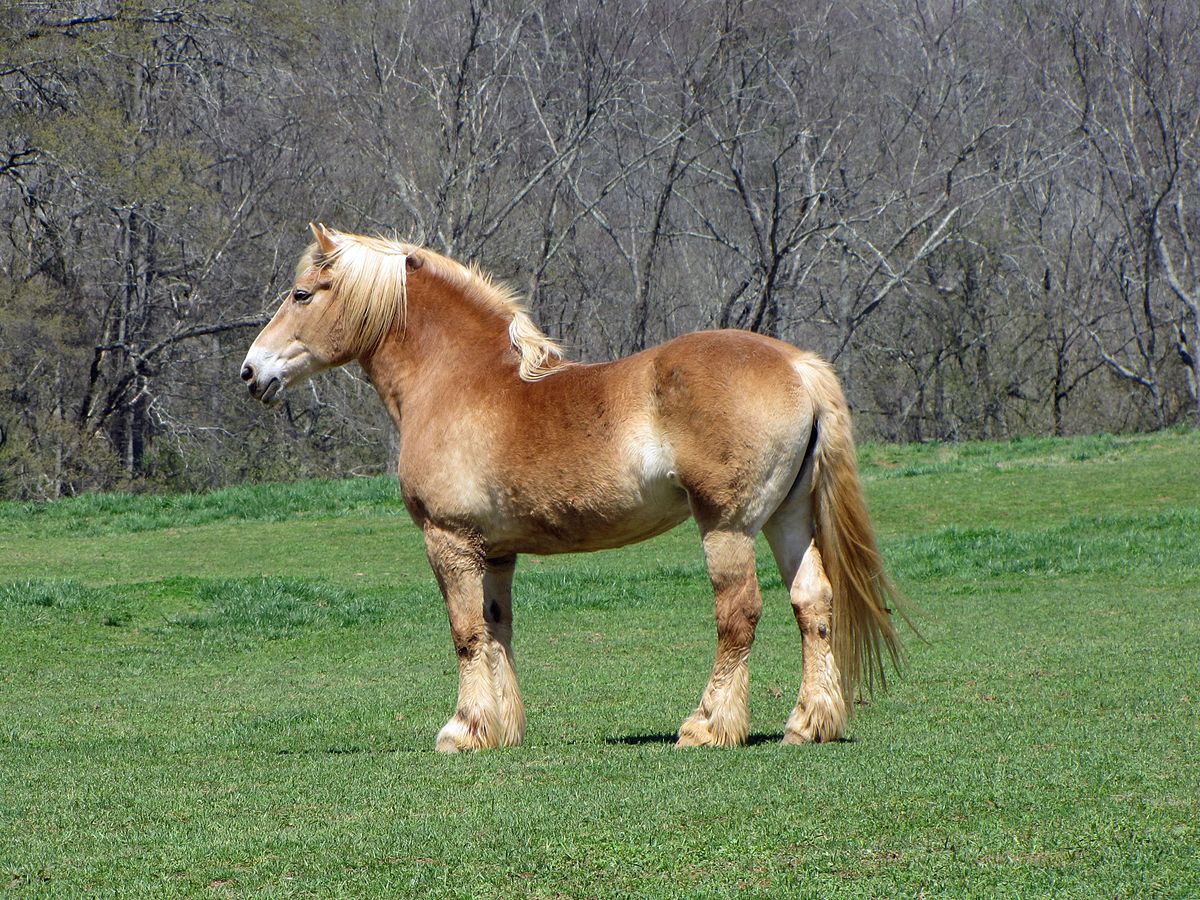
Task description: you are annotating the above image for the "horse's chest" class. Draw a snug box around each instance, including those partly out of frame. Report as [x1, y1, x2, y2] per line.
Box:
[396, 433, 494, 524]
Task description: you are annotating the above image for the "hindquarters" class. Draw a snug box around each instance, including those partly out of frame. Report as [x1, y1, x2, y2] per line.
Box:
[649, 331, 819, 746]
[649, 333, 905, 742]
[648, 330, 819, 531]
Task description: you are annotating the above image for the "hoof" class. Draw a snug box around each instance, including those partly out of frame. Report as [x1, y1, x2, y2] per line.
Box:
[783, 692, 846, 745]
[675, 711, 745, 748]
[675, 715, 716, 748]
[435, 714, 489, 753]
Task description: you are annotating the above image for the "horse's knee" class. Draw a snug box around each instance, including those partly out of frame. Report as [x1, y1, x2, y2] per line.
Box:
[450, 628, 482, 658]
[716, 583, 762, 646]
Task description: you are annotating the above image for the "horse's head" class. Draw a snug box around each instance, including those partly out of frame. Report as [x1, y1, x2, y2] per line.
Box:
[241, 223, 402, 405]
[240, 223, 346, 404]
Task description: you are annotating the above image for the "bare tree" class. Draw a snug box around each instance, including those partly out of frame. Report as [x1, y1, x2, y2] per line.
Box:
[3, 0, 1200, 498]
[1060, 0, 1200, 425]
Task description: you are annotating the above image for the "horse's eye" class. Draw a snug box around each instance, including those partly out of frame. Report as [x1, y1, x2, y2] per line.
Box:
[293, 289, 312, 304]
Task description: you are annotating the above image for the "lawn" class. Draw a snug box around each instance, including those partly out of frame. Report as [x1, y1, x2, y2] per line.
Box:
[1, 430, 1198, 897]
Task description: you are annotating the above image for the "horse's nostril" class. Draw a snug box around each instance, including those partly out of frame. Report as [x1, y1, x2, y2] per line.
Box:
[241, 364, 254, 382]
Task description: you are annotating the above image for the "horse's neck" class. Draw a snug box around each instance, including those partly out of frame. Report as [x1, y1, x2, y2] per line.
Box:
[359, 277, 514, 426]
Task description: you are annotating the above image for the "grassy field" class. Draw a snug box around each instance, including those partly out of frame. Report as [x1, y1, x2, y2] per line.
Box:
[2, 430, 1198, 897]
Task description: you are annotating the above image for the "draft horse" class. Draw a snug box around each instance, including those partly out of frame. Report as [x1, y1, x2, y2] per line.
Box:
[241, 224, 904, 752]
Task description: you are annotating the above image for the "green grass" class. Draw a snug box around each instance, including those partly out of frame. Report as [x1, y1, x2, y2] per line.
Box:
[2, 430, 1198, 897]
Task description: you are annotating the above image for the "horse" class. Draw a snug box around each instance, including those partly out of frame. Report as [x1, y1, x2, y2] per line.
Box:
[240, 223, 904, 752]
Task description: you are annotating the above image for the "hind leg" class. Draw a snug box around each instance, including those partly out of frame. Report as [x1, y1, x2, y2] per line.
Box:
[677, 528, 762, 748]
[763, 501, 847, 744]
[782, 541, 845, 743]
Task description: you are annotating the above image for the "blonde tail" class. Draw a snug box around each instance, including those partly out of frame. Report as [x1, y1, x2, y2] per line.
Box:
[795, 354, 907, 704]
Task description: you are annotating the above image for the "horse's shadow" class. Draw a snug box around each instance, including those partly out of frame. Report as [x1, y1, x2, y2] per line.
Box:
[606, 732, 856, 746]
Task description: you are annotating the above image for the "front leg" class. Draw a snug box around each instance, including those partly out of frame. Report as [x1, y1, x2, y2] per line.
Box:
[424, 526, 525, 752]
[481, 554, 525, 746]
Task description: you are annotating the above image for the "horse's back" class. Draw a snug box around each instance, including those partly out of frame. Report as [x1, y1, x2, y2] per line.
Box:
[645, 330, 816, 434]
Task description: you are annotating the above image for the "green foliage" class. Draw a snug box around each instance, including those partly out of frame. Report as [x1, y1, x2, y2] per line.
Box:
[1, 432, 1198, 895]
[516, 561, 709, 611]
[0, 578, 98, 610]
[858, 430, 1147, 479]
[896, 509, 1200, 580]
[0, 474, 405, 536]
[170, 577, 387, 636]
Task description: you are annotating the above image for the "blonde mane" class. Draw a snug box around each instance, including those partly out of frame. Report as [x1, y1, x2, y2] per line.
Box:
[307, 231, 569, 381]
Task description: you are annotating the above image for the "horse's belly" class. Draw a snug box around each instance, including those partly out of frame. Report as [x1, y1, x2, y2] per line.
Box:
[490, 479, 692, 555]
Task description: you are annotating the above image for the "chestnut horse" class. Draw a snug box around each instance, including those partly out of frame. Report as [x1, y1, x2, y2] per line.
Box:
[241, 224, 903, 752]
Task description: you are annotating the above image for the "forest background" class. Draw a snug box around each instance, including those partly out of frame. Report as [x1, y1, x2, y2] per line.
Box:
[2, 0, 1199, 499]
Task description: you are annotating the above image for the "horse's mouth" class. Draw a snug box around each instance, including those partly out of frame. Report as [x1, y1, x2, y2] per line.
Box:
[249, 376, 284, 405]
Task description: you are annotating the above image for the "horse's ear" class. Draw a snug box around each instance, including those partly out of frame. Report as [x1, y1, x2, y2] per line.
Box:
[309, 222, 338, 255]
[405, 252, 424, 271]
